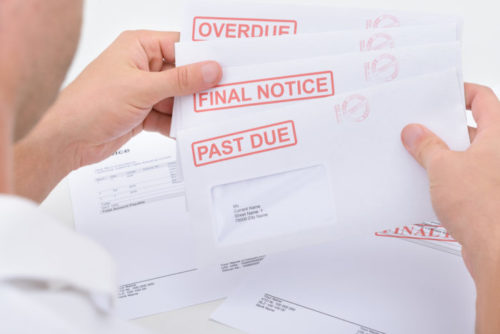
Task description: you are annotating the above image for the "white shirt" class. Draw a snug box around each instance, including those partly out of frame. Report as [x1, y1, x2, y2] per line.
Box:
[0, 195, 151, 333]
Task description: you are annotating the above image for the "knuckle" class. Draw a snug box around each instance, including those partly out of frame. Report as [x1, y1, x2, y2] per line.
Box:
[417, 137, 445, 165]
[477, 85, 494, 97]
[118, 31, 132, 41]
[119, 30, 132, 38]
[118, 30, 139, 40]
[481, 86, 495, 97]
[428, 150, 448, 167]
[477, 86, 496, 101]
[175, 67, 191, 91]
[415, 139, 431, 160]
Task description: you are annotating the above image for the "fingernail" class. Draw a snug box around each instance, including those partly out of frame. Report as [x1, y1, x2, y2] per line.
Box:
[402, 125, 425, 150]
[201, 62, 220, 84]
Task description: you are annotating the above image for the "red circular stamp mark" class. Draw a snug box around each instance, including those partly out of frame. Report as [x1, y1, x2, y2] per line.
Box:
[366, 54, 400, 82]
[371, 14, 401, 28]
[364, 32, 395, 51]
[338, 94, 370, 123]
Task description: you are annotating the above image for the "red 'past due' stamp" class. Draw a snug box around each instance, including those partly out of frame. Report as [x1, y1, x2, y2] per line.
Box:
[191, 121, 297, 167]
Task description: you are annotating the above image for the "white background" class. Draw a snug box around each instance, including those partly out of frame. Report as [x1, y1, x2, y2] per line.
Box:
[40, 0, 500, 333]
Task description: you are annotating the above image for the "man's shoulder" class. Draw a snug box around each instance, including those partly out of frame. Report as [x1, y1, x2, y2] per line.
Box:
[0, 194, 116, 311]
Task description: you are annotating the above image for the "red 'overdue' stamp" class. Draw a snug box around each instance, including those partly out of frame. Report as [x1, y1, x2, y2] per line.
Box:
[194, 71, 334, 112]
[191, 121, 297, 167]
[192, 17, 297, 41]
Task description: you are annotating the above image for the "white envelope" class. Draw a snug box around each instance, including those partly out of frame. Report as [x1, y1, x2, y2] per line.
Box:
[181, 0, 460, 42]
[172, 0, 462, 137]
[212, 232, 475, 334]
[171, 25, 460, 137]
[174, 42, 462, 136]
[175, 24, 460, 68]
[176, 69, 469, 266]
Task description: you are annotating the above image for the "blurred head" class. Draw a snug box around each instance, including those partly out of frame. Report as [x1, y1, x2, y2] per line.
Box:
[0, 0, 84, 140]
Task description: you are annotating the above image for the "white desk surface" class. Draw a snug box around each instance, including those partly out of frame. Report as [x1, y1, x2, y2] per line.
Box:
[39, 0, 499, 333]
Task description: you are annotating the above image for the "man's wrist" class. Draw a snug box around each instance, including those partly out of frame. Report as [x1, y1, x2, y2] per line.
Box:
[474, 261, 500, 334]
[464, 238, 500, 334]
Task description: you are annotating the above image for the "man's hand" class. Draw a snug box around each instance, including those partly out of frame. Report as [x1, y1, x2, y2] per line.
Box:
[401, 84, 500, 334]
[14, 30, 222, 202]
[49, 30, 221, 167]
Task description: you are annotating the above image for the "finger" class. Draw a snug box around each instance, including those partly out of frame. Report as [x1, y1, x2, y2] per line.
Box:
[468, 126, 477, 142]
[136, 30, 179, 64]
[401, 124, 450, 169]
[139, 61, 222, 104]
[464, 83, 500, 128]
[142, 110, 172, 137]
[161, 63, 175, 71]
[153, 97, 174, 115]
[142, 64, 175, 113]
[118, 30, 179, 71]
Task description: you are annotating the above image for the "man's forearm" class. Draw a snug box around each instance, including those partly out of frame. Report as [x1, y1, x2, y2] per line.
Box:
[13, 114, 76, 203]
[475, 256, 500, 334]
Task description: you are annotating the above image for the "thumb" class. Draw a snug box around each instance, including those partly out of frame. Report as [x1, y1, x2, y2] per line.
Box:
[401, 124, 450, 169]
[140, 61, 222, 103]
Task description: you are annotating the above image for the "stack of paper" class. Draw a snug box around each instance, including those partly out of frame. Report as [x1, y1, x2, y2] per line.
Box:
[170, 1, 474, 332]
[173, 0, 469, 267]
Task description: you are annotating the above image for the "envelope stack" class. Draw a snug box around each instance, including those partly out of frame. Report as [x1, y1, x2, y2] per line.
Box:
[169, 3, 475, 331]
[169, 2, 477, 329]
[172, 0, 469, 267]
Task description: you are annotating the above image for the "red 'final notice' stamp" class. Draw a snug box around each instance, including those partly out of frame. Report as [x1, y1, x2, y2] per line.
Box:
[194, 71, 334, 112]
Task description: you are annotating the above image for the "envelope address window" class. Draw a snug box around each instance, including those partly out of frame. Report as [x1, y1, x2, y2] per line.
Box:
[211, 165, 336, 247]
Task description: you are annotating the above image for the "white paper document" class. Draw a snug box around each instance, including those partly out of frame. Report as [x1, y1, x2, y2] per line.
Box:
[69, 132, 263, 319]
[181, 0, 459, 42]
[177, 69, 469, 266]
[175, 24, 460, 68]
[212, 227, 475, 334]
[174, 42, 462, 134]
